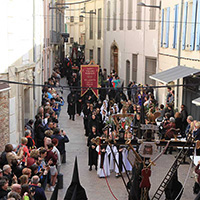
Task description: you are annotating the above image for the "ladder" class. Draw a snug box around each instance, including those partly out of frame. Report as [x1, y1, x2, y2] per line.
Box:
[151, 135, 194, 200]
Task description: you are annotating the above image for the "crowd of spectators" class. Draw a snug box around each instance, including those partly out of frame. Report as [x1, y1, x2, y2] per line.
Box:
[0, 60, 69, 200]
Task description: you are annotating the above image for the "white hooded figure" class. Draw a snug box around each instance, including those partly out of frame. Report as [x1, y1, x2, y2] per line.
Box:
[113, 103, 119, 114]
[113, 146, 126, 176]
[101, 109, 109, 124]
[124, 148, 132, 172]
[109, 145, 116, 172]
[100, 100, 108, 114]
[108, 107, 115, 116]
[96, 144, 111, 178]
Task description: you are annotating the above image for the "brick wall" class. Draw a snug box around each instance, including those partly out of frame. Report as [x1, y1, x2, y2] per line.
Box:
[0, 91, 9, 152]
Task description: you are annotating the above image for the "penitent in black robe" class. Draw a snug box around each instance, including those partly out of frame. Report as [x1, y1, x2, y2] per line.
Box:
[87, 132, 99, 166]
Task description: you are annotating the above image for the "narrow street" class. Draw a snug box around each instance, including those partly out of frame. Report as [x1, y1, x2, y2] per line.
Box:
[46, 79, 196, 200]
[46, 78, 128, 200]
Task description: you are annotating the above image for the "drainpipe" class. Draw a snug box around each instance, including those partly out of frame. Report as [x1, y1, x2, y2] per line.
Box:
[176, 0, 184, 109]
[33, 0, 36, 118]
[32, 70, 36, 118]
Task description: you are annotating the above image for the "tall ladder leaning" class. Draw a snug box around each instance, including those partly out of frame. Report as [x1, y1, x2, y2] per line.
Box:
[151, 134, 194, 200]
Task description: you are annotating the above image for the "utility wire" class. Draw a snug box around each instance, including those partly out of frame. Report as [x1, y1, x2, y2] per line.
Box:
[56, 0, 92, 5]
[12, 13, 200, 25]
[0, 79, 199, 90]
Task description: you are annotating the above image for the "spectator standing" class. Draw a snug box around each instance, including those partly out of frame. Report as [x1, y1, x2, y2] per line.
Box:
[180, 104, 188, 134]
[25, 119, 34, 139]
[29, 175, 46, 200]
[131, 81, 137, 104]
[3, 165, 17, 186]
[51, 128, 69, 164]
[5, 144, 23, 166]
[166, 86, 172, 103]
[0, 177, 9, 200]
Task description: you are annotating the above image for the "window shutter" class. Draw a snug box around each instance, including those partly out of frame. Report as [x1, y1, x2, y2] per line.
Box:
[190, 0, 198, 50]
[182, 2, 188, 50]
[196, 0, 200, 50]
[165, 7, 170, 48]
[161, 9, 164, 47]
[173, 5, 179, 48]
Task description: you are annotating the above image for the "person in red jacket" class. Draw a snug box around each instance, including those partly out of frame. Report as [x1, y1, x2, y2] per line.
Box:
[18, 137, 30, 165]
[46, 143, 58, 191]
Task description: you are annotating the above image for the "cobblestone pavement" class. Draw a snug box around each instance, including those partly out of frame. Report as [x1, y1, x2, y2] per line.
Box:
[46, 79, 196, 200]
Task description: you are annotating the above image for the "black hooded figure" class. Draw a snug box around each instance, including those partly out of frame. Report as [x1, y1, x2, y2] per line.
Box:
[67, 90, 76, 120]
[64, 157, 87, 200]
[87, 126, 99, 171]
[50, 182, 59, 200]
[164, 171, 183, 200]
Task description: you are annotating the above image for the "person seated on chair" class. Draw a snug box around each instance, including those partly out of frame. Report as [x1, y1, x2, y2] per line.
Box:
[163, 117, 176, 154]
[164, 117, 176, 140]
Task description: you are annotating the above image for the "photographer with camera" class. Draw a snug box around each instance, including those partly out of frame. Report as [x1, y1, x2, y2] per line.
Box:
[51, 128, 69, 164]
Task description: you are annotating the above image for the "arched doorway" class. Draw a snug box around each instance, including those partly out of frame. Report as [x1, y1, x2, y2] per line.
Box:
[126, 60, 130, 86]
[110, 42, 118, 74]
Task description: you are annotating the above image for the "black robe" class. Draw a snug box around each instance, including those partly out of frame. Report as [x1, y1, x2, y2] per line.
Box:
[83, 105, 90, 136]
[89, 118, 99, 134]
[67, 93, 76, 115]
[76, 93, 82, 115]
[87, 133, 99, 166]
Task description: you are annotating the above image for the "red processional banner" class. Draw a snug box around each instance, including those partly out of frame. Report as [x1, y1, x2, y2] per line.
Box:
[81, 61, 99, 97]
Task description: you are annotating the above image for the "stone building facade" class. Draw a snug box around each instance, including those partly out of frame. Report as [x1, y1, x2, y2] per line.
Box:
[0, 84, 10, 152]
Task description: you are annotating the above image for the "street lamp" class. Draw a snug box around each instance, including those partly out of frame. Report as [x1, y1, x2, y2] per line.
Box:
[137, 1, 161, 9]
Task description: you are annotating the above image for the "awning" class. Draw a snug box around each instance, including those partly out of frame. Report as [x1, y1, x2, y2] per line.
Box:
[192, 97, 200, 106]
[149, 66, 200, 84]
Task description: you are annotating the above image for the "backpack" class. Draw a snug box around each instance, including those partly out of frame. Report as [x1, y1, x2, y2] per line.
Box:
[16, 144, 23, 154]
[0, 151, 8, 168]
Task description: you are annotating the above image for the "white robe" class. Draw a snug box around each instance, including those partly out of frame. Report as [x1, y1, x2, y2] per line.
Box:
[109, 145, 115, 171]
[96, 145, 111, 178]
[113, 146, 126, 174]
[124, 148, 132, 171]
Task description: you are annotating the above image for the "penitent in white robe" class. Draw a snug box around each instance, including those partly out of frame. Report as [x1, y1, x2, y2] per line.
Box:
[114, 146, 126, 174]
[109, 145, 115, 171]
[124, 148, 132, 172]
[96, 145, 111, 178]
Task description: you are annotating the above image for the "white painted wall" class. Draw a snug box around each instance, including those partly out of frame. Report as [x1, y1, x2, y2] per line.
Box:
[85, 0, 104, 66]
[158, 0, 200, 109]
[0, 0, 44, 145]
[103, 0, 159, 85]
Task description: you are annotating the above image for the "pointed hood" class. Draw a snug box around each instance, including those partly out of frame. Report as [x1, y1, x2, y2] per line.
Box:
[72, 157, 80, 184]
[50, 183, 59, 200]
[71, 185, 77, 200]
[64, 157, 87, 200]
